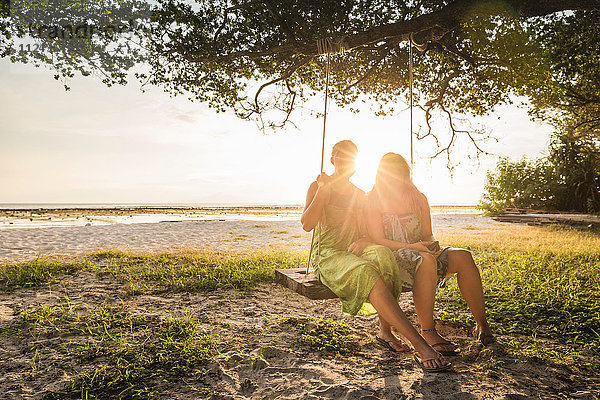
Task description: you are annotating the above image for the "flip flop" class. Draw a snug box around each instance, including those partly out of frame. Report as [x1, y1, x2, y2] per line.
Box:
[413, 353, 452, 373]
[421, 328, 461, 356]
[430, 342, 461, 356]
[375, 336, 411, 353]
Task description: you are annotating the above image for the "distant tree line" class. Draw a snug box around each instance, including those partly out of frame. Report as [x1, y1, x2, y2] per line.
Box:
[479, 129, 600, 215]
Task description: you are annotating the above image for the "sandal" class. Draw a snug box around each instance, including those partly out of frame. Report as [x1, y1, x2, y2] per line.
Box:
[375, 335, 411, 353]
[413, 353, 452, 373]
[472, 328, 496, 346]
[421, 328, 461, 356]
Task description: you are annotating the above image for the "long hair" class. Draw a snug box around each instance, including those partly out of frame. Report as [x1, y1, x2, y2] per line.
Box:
[371, 152, 424, 215]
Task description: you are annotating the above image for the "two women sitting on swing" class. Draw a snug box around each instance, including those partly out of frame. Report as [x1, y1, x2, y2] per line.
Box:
[301, 139, 494, 372]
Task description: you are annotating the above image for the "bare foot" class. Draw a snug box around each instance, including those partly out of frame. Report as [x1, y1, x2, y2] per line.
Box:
[472, 325, 495, 345]
[376, 331, 411, 353]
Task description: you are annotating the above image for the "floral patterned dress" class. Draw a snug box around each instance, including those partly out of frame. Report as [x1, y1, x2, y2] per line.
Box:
[381, 212, 452, 291]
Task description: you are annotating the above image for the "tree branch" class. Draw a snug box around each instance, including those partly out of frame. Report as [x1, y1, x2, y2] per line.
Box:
[179, 0, 600, 63]
[253, 57, 309, 114]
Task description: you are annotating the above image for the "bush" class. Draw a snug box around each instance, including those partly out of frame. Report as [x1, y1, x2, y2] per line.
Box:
[478, 157, 563, 215]
[479, 132, 600, 215]
[549, 134, 600, 213]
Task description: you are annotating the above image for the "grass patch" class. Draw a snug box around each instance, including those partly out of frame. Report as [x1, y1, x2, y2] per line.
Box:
[278, 315, 360, 355]
[253, 224, 269, 228]
[435, 228, 600, 368]
[20, 299, 155, 338]
[0, 258, 90, 291]
[437, 224, 600, 256]
[13, 299, 221, 399]
[3, 225, 598, 374]
[91, 249, 304, 292]
[270, 230, 289, 234]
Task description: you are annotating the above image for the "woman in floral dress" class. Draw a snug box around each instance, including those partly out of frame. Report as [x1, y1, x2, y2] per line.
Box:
[365, 153, 495, 354]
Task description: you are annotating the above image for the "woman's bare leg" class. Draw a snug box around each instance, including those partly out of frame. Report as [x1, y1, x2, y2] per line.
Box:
[376, 280, 410, 351]
[446, 249, 492, 336]
[412, 253, 458, 352]
[377, 316, 410, 351]
[368, 277, 449, 369]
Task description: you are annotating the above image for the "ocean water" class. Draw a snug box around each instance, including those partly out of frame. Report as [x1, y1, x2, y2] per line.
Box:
[0, 203, 302, 209]
[0, 204, 481, 229]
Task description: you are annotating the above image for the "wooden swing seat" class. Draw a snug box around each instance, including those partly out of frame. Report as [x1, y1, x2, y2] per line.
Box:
[275, 268, 336, 300]
[275, 268, 411, 300]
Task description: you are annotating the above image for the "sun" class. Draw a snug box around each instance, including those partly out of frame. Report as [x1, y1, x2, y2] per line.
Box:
[350, 149, 383, 193]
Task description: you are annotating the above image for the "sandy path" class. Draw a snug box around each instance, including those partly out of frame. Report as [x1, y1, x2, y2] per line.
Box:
[0, 220, 311, 262]
[0, 214, 507, 263]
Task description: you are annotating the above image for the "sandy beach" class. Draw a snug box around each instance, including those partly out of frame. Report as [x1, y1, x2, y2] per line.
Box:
[4, 268, 591, 400]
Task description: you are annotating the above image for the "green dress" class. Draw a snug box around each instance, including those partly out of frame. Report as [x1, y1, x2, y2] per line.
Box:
[309, 185, 406, 317]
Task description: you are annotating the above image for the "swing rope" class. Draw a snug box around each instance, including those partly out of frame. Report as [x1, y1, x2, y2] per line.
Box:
[409, 33, 414, 170]
[306, 41, 332, 275]
[315, 51, 331, 274]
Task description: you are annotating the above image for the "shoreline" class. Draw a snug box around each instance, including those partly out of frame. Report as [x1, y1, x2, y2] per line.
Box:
[0, 205, 481, 229]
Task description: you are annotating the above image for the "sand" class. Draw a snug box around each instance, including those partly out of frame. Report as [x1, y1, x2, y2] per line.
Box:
[0, 213, 506, 263]
[4, 271, 597, 399]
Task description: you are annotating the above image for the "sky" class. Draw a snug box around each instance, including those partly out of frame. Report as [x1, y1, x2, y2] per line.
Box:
[0, 57, 554, 206]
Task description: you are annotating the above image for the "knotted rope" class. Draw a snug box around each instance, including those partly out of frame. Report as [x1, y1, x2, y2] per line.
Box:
[306, 37, 341, 275]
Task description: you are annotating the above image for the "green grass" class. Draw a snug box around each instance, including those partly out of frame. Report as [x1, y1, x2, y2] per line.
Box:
[278, 315, 360, 355]
[0, 258, 90, 291]
[434, 230, 600, 367]
[91, 249, 304, 293]
[14, 299, 221, 399]
[20, 298, 155, 338]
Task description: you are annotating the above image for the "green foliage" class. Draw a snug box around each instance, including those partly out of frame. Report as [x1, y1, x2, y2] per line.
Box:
[15, 299, 220, 399]
[549, 133, 600, 213]
[20, 299, 155, 337]
[479, 131, 600, 215]
[278, 315, 360, 355]
[0, 258, 90, 290]
[92, 249, 304, 292]
[478, 156, 561, 215]
[530, 11, 600, 138]
[2, 1, 598, 157]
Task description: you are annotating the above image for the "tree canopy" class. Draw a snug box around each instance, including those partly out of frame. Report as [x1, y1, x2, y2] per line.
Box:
[2, 0, 599, 160]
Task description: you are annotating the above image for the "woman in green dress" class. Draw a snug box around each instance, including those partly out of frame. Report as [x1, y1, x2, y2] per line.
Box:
[301, 140, 451, 372]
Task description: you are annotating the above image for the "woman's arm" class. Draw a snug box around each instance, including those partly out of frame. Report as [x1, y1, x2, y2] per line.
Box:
[419, 194, 436, 242]
[300, 175, 330, 232]
[365, 194, 439, 253]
